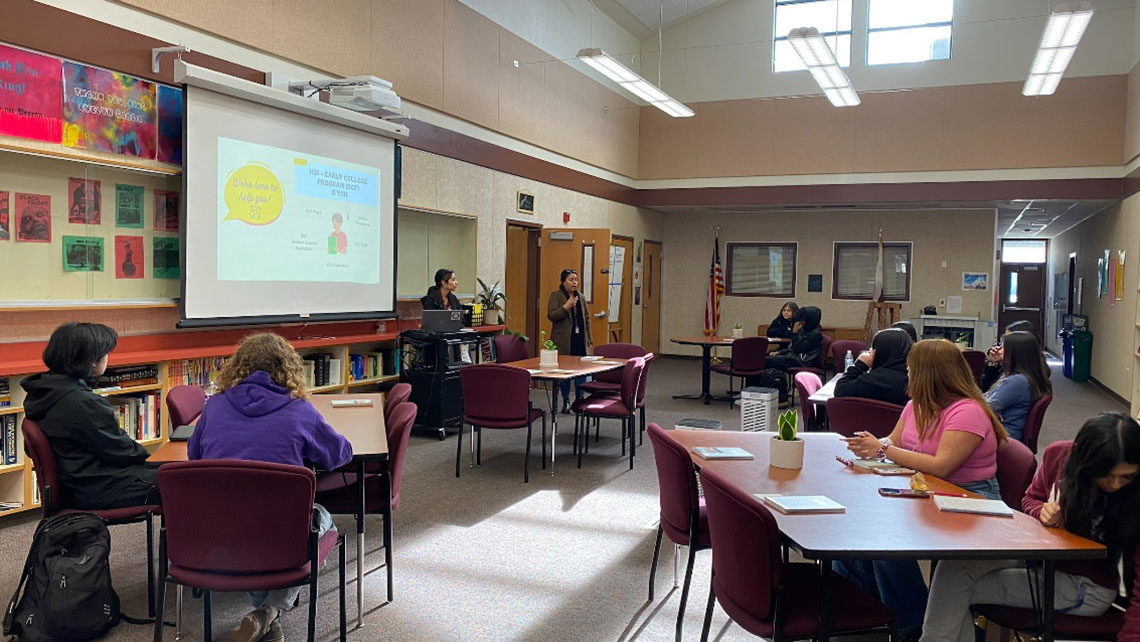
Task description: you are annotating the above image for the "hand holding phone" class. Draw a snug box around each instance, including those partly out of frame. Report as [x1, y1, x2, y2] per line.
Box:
[878, 488, 930, 498]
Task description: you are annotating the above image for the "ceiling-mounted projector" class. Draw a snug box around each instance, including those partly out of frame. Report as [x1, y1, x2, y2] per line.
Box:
[289, 75, 401, 112]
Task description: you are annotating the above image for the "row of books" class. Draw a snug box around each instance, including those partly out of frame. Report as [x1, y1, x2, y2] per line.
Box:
[168, 357, 227, 388]
[0, 378, 9, 407]
[302, 354, 342, 388]
[347, 351, 394, 382]
[95, 364, 159, 388]
[1, 415, 16, 465]
[109, 392, 162, 441]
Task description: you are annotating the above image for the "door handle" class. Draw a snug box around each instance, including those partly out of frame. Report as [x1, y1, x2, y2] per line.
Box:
[594, 311, 606, 317]
[1002, 306, 1040, 312]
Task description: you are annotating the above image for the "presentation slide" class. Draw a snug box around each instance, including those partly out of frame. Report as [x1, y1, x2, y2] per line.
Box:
[216, 138, 381, 284]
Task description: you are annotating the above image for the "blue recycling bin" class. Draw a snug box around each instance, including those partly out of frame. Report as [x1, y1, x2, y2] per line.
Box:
[1062, 332, 1073, 378]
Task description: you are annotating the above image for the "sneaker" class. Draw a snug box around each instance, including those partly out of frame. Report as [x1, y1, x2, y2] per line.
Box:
[231, 607, 275, 642]
[561, 399, 572, 414]
[261, 621, 284, 642]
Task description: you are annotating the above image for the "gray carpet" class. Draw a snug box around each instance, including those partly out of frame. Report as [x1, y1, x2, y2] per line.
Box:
[0, 356, 1122, 642]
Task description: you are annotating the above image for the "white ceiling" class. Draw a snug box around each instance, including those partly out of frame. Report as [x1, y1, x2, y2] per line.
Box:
[610, 0, 731, 33]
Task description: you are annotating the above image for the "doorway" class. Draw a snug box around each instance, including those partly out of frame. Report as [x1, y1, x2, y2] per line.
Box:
[504, 221, 541, 356]
[997, 239, 1047, 333]
[610, 235, 634, 344]
[538, 228, 611, 349]
[642, 241, 662, 355]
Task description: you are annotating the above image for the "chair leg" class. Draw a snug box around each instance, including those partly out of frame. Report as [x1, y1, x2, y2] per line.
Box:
[339, 537, 346, 642]
[202, 590, 212, 642]
[541, 414, 547, 470]
[455, 421, 463, 478]
[700, 574, 716, 642]
[308, 560, 318, 642]
[476, 425, 482, 465]
[621, 417, 627, 456]
[727, 373, 734, 408]
[648, 526, 663, 602]
[146, 513, 155, 617]
[676, 544, 698, 642]
[577, 415, 586, 469]
[153, 527, 167, 642]
[595, 416, 600, 443]
[524, 418, 533, 483]
[572, 413, 580, 456]
[628, 413, 636, 470]
[640, 405, 646, 446]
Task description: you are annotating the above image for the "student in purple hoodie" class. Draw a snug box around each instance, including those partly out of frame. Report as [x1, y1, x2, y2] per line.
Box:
[188, 333, 352, 642]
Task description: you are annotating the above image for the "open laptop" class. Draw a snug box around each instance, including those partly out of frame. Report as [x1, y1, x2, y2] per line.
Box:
[422, 309, 465, 332]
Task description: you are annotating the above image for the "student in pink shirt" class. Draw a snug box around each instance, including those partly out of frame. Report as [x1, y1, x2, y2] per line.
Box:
[840, 339, 1009, 641]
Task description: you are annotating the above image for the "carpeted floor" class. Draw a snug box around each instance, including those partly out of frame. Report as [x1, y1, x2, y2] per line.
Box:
[0, 356, 1124, 642]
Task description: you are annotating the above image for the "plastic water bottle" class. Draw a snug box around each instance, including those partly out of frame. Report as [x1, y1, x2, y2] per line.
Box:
[844, 350, 855, 370]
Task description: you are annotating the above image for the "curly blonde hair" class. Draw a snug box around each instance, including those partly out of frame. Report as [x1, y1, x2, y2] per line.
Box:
[216, 333, 309, 399]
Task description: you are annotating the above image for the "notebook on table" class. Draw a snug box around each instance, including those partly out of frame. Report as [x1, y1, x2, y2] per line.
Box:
[932, 495, 1014, 517]
[692, 446, 753, 460]
[169, 425, 195, 441]
[757, 495, 846, 514]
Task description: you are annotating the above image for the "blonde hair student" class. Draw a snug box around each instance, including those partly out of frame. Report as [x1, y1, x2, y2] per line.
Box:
[215, 332, 309, 399]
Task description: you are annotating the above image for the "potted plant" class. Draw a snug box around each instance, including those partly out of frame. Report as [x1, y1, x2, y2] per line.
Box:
[539, 330, 559, 367]
[731, 322, 744, 339]
[770, 409, 804, 469]
[476, 278, 506, 325]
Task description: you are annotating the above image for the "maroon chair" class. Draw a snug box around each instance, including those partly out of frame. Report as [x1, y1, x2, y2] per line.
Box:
[314, 401, 416, 602]
[579, 343, 647, 396]
[154, 459, 346, 642]
[825, 397, 904, 438]
[596, 352, 655, 445]
[787, 335, 832, 402]
[972, 604, 1123, 641]
[830, 340, 868, 374]
[698, 467, 894, 642]
[571, 357, 646, 470]
[457, 364, 545, 482]
[1022, 393, 1053, 454]
[793, 372, 822, 431]
[962, 350, 986, 387]
[995, 438, 1037, 511]
[710, 337, 768, 408]
[22, 418, 160, 616]
[492, 334, 529, 363]
[647, 424, 710, 642]
[165, 385, 206, 428]
[384, 382, 412, 422]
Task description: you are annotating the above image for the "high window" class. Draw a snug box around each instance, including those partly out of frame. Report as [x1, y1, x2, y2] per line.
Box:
[833, 242, 912, 300]
[867, 0, 953, 65]
[774, 0, 852, 72]
[726, 243, 798, 297]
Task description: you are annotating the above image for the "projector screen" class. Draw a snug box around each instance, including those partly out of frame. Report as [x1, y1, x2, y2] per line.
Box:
[181, 84, 397, 325]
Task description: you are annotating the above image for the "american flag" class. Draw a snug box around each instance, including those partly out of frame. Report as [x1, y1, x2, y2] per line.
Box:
[704, 235, 725, 335]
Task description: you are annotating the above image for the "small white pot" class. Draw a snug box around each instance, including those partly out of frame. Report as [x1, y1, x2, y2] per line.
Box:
[540, 349, 559, 367]
[483, 308, 500, 325]
[732, 328, 744, 338]
[770, 436, 805, 469]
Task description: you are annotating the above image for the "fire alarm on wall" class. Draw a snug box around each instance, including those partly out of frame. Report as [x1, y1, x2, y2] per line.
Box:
[563, 211, 570, 223]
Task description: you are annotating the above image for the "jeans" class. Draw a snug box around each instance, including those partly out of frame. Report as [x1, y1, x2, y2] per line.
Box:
[957, 477, 1001, 501]
[920, 560, 1118, 642]
[249, 504, 334, 611]
[559, 377, 585, 402]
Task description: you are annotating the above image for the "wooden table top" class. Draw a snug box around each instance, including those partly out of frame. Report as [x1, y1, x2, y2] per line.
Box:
[148, 393, 388, 464]
[501, 355, 627, 381]
[671, 430, 1105, 561]
[671, 335, 737, 346]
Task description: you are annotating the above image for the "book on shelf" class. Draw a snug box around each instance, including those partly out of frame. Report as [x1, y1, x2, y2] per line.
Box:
[757, 495, 846, 514]
[328, 359, 343, 386]
[167, 357, 227, 388]
[692, 446, 753, 460]
[2, 414, 16, 465]
[107, 392, 161, 441]
[302, 360, 316, 388]
[96, 364, 159, 388]
[932, 495, 1014, 517]
[32, 471, 39, 505]
[0, 501, 22, 511]
[0, 378, 9, 407]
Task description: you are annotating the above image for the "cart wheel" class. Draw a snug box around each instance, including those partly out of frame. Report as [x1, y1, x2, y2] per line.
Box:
[437, 428, 446, 440]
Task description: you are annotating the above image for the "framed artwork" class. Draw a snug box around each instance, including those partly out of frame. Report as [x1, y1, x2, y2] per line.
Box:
[516, 190, 534, 214]
[962, 272, 988, 291]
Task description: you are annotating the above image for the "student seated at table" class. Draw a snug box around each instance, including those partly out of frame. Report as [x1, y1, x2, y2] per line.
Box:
[983, 331, 1051, 443]
[833, 327, 911, 406]
[840, 339, 1007, 641]
[762, 305, 823, 371]
[765, 301, 799, 340]
[891, 320, 919, 342]
[189, 332, 353, 642]
[21, 322, 160, 510]
[980, 320, 1046, 392]
[921, 412, 1140, 642]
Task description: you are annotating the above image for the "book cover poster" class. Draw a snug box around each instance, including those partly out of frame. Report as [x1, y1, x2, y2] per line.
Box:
[67, 177, 101, 224]
[153, 237, 179, 279]
[63, 235, 103, 271]
[61, 61, 156, 158]
[115, 235, 143, 279]
[0, 190, 8, 240]
[15, 192, 51, 242]
[156, 85, 182, 165]
[115, 184, 144, 228]
[0, 44, 63, 143]
[153, 190, 179, 232]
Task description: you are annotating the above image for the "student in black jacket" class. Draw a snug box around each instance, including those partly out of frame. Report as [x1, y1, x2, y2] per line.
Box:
[766, 301, 799, 340]
[421, 268, 462, 311]
[834, 327, 912, 406]
[764, 306, 824, 371]
[21, 322, 159, 510]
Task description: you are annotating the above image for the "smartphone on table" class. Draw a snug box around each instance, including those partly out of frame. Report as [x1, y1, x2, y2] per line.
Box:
[878, 488, 930, 498]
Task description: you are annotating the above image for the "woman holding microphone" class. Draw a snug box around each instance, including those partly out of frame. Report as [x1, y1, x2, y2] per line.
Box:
[547, 269, 592, 413]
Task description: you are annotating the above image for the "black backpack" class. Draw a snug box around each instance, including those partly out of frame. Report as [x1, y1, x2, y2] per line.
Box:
[4, 513, 120, 642]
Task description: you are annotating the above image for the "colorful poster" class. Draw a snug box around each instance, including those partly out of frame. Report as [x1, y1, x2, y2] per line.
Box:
[61, 61, 156, 158]
[67, 177, 101, 224]
[156, 85, 182, 165]
[153, 190, 179, 232]
[115, 184, 144, 228]
[15, 193, 51, 242]
[0, 44, 63, 143]
[1108, 256, 1117, 307]
[0, 191, 8, 241]
[1096, 258, 1104, 297]
[115, 235, 143, 279]
[62, 235, 103, 271]
[1118, 251, 1127, 302]
[153, 237, 179, 279]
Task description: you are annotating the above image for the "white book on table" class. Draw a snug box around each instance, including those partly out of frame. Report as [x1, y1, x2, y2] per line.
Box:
[758, 495, 846, 514]
[932, 495, 1014, 517]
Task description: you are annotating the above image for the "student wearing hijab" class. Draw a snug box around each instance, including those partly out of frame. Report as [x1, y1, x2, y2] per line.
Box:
[834, 327, 912, 406]
[763, 306, 823, 372]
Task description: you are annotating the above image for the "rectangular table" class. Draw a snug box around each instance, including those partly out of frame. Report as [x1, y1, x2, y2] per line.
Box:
[500, 355, 628, 471]
[149, 393, 388, 629]
[808, 373, 842, 405]
[669, 430, 1104, 642]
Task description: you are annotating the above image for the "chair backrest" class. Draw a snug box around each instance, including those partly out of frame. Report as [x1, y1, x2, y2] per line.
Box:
[20, 418, 62, 515]
[1022, 393, 1053, 454]
[730, 337, 768, 372]
[385, 402, 418, 510]
[633, 353, 654, 407]
[619, 357, 647, 409]
[815, 334, 833, 369]
[384, 383, 412, 422]
[493, 334, 529, 363]
[825, 397, 904, 438]
[831, 340, 868, 371]
[794, 372, 822, 429]
[962, 350, 986, 387]
[157, 459, 315, 574]
[593, 343, 648, 383]
[166, 385, 206, 428]
[700, 467, 782, 621]
[460, 363, 532, 423]
[647, 424, 700, 537]
[995, 438, 1038, 510]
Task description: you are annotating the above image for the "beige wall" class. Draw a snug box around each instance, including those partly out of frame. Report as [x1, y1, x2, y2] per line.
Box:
[640, 76, 1127, 179]
[661, 209, 997, 357]
[1047, 197, 1139, 401]
[1127, 59, 1140, 164]
[399, 148, 664, 344]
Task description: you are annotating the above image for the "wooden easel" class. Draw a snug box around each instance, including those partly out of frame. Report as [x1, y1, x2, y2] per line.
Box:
[864, 301, 901, 343]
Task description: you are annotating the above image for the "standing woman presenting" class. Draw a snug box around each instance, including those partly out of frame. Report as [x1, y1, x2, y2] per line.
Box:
[548, 269, 592, 413]
[421, 268, 461, 311]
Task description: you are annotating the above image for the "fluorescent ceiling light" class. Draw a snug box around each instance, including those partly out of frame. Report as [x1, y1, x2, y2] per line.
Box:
[576, 48, 694, 117]
[1023, 2, 1093, 96]
[786, 28, 860, 107]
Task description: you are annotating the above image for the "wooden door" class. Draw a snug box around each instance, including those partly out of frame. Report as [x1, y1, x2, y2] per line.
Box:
[610, 236, 634, 344]
[539, 228, 611, 349]
[642, 241, 662, 354]
[505, 222, 541, 355]
[998, 263, 1045, 333]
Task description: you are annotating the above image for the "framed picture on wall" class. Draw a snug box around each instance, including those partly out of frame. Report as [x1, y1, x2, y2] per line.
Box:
[516, 190, 535, 214]
[962, 272, 988, 291]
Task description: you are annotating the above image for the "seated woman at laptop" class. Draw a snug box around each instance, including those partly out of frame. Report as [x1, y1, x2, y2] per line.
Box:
[188, 332, 353, 642]
[833, 327, 911, 406]
[21, 322, 159, 510]
[422, 268, 461, 311]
